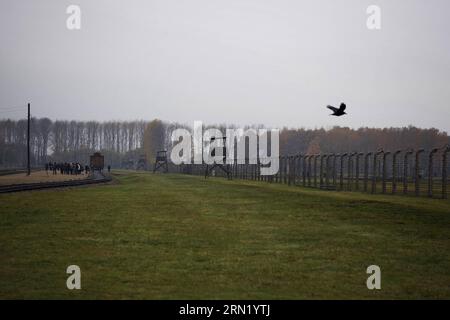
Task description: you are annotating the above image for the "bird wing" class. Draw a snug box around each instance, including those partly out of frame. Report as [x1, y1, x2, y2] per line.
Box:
[327, 105, 338, 112]
[339, 103, 346, 111]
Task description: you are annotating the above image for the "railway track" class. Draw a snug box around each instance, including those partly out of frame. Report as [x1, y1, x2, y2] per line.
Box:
[0, 171, 112, 194]
[0, 168, 40, 176]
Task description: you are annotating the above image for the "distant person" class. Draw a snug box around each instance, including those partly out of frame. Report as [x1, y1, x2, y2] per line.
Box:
[108, 165, 111, 173]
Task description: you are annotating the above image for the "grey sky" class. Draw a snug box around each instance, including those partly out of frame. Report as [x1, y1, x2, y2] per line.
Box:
[1, 0, 449, 132]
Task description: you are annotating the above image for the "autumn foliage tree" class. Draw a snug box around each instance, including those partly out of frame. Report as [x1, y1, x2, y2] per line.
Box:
[143, 119, 166, 164]
[306, 136, 321, 154]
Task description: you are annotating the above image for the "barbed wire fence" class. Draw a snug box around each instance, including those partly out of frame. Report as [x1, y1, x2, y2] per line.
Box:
[167, 145, 450, 200]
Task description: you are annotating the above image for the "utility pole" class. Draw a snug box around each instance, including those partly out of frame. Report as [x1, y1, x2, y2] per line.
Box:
[27, 102, 30, 176]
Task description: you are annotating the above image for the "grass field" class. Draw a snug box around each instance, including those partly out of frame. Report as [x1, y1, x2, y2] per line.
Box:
[1, 170, 450, 299]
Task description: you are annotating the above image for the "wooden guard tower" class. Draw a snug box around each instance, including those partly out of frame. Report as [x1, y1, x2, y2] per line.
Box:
[153, 150, 169, 173]
[204, 137, 232, 180]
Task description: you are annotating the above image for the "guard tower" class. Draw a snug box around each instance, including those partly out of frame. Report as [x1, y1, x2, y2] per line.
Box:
[153, 150, 169, 173]
[204, 137, 232, 180]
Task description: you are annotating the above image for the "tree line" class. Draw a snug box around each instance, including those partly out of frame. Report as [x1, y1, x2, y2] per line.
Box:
[0, 117, 449, 168]
[279, 126, 450, 156]
[0, 118, 147, 168]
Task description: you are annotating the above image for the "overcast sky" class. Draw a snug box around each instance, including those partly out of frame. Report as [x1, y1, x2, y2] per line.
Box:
[1, 0, 449, 132]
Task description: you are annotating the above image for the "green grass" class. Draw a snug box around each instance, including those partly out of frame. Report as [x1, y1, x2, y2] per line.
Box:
[1, 170, 450, 299]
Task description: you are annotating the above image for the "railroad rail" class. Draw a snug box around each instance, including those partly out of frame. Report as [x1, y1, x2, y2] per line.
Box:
[0, 168, 40, 176]
[0, 171, 111, 194]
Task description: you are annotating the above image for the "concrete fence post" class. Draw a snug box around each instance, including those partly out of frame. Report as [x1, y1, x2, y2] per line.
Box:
[273, 157, 277, 182]
[364, 152, 372, 192]
[246, 158, 249, 180]
[340, 153, 347, 190]
[415, 149, 425, 197]
[332, 154, 337, 187]
[287, 156, 291, 185]
[278, 156, 282, 183]
[348, 153, 356, 191]
[290, 156, 294, 185]
[288, 156, 293, 186]
[252, 159, 255, 181]
[280, 156, 284, 183]
[313, 155, 319, 188]
[302, 155, 307, 187]
[382, 151, 391, 194]
[292, 155, 297, 185]
[307, 155, 312, 187]
[297, 154, 304, 185]
[295, 155, 300, 186]
[403, 149, 414, 194]
[372, 150, 383, 194]
[325, 154, 331, 187]
[371, 152, 376, 194]
[284, 156, 288, 184]
[355, 153, 364, 191]
[428, 148, 439, 197]
[320, 155, 326, 187]
[257, 158, 261, 182]
[443, 145, 450, 199]
[277, 157, 281, 183]
[392, 150, 402, 194]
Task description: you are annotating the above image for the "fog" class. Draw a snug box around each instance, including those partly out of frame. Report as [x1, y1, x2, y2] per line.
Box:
[1, 0, 449, 132]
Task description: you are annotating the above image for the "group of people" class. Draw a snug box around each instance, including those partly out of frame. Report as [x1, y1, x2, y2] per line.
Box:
[45, 162, 90, 175]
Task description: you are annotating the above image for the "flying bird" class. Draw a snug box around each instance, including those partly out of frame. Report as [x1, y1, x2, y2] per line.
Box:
[327, 103, 347, 116]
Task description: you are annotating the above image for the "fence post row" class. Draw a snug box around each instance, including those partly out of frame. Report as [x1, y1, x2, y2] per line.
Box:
[180, 146, 449, 200]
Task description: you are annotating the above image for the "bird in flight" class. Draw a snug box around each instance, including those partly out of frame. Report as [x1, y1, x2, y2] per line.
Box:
[327, 103, 347, 116]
